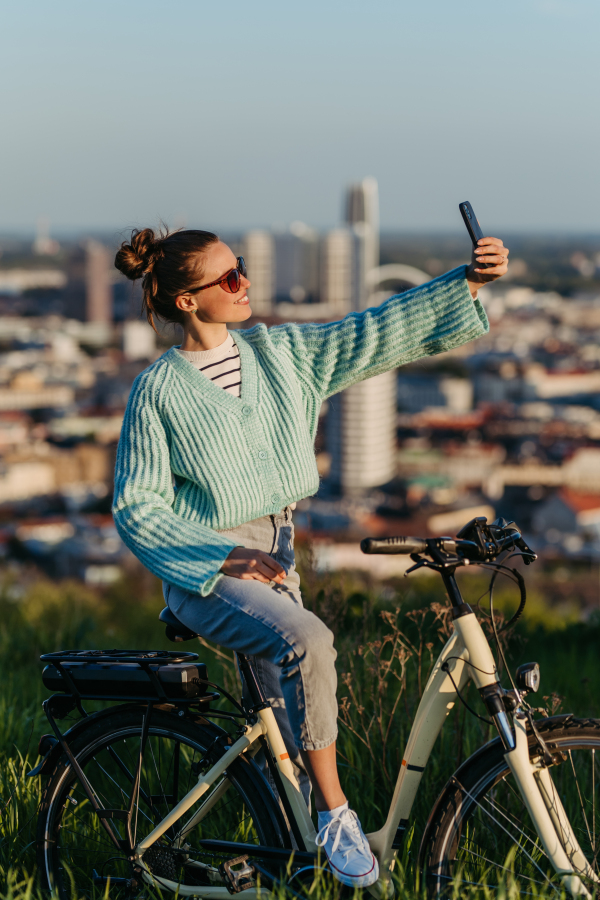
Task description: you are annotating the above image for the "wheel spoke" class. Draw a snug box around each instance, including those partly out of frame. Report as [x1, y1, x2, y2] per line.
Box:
[481, 789, 541, 848]
[447, 779, 560, 892]
[58, 828, 116, 848]
[593, 748, 596, 855]
[434, 872, 550, 897]
[568, 749, 594, 850]
[468, 784, 559, 888]
[91, 757, 154, 827]
[458, 845, 551, 887]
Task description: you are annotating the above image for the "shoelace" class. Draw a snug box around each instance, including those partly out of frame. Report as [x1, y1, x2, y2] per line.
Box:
[316, 808, 365, 860]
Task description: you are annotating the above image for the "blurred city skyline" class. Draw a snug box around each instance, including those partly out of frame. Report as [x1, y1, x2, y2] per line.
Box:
[1, 176, 600, 585]
[1, 0, 599, 234]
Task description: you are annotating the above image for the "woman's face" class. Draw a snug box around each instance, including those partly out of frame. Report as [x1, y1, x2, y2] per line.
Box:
[182, 241, 252, 325]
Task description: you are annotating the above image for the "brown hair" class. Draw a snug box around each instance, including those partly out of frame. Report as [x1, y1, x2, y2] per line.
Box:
[115, 227, 219, 331]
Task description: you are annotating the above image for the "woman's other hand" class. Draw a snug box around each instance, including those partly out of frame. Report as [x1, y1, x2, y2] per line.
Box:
[466, 237, 509, 296]
[221, 547, 287, 584]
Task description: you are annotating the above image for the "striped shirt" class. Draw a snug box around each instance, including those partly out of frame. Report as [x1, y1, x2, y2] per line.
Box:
[177, 333, 241, 397]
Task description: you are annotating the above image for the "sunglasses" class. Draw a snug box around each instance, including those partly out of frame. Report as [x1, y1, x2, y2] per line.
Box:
[188, 256, 247, 295]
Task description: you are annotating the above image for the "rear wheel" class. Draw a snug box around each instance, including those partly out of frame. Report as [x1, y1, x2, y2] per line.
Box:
[36, 706, 289, 898]
[423, 717, 600, 898]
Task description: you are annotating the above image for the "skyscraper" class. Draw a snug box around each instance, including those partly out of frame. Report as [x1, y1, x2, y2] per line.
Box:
[345, 176, 379, 279]
[327, 176, 397, 495]
[243, 230, 274, 316]
[85, 241, 112, 324]
[326, 371, 397, 495]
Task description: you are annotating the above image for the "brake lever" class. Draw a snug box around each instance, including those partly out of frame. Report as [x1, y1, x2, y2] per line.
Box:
[405, 558, 431, 576]
[516, 537, 537, 565]
[496, 523, 537, 565]
[405, 551, 467, 576]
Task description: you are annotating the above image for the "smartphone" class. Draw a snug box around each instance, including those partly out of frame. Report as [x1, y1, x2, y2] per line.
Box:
[459, 201, 493, 270]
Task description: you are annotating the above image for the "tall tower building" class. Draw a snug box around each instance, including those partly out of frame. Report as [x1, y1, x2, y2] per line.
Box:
[320, 229, 353, 315]
[243, 230, 274, 315]
[327, 371, 397, 495]
[345, 176, 379, 278]
[327, 176, 397, 495]
[348, 223, 373, 311]
[85, 241, 112, 324]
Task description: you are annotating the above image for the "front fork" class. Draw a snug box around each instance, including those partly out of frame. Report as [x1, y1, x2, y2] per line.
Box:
[504, 713, 596, 895]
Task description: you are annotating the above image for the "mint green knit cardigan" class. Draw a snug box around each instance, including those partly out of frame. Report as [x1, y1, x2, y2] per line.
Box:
[113, 266, 488, 596]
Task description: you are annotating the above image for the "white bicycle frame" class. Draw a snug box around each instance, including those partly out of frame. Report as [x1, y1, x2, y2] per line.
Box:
[133, 610, 594, 898]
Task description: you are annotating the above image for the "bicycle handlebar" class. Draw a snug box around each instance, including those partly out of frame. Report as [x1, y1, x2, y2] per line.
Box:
[361, 536, 428, 555]
[360, 517, 537, 566]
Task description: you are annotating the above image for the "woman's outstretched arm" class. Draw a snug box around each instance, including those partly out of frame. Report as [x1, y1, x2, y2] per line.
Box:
[269, 238, 507, 401]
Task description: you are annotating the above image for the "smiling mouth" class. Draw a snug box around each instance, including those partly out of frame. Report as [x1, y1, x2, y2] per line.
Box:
[233, 295, 250, 305]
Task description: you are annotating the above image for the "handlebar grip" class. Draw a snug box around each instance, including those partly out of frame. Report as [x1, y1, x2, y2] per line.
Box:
[360, 536, 427, 555]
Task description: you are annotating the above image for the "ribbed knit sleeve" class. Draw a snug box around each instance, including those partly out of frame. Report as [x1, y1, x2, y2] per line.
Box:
[112, 366, 239, 596]
[269, 266, 488, 400]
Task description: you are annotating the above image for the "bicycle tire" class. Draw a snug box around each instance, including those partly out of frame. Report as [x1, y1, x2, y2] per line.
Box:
[36, 704, 290, 898]
[422, 716, 600, 898]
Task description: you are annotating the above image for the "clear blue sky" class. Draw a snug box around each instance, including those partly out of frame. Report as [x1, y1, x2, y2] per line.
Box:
[1, 0, 598, 234]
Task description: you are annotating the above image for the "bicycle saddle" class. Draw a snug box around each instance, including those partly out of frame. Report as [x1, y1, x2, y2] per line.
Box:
[159, 607, 200, 643]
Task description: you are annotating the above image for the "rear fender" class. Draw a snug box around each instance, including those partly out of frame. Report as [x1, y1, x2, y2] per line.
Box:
[27, 702, 191, 779]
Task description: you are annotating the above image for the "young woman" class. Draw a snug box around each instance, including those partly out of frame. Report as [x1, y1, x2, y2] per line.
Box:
[113, 227, 508, 888]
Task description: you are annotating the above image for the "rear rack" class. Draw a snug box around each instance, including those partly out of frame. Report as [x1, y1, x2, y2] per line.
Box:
[40, 648, 212, 707]
[41, 649, 199, 665]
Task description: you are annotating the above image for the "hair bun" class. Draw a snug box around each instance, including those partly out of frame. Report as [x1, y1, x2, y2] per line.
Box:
[114, 228, 162, 281]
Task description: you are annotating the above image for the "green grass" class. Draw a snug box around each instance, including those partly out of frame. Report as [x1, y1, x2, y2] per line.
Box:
[1, 555, 599, 898]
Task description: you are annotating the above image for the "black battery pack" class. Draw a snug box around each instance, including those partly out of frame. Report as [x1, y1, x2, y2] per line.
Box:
[42, 659, 208, 700]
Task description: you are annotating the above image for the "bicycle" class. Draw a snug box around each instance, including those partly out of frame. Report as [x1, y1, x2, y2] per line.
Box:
[31, 515, 600, 898]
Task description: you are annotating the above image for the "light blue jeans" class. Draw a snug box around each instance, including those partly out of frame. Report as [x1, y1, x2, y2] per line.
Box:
[163, 508, 338, 805]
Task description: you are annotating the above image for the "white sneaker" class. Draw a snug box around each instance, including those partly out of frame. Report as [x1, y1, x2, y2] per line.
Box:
[316, 806, 379, 888]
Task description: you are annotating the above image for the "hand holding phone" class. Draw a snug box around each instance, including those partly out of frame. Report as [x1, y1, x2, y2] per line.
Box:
[458, 201, 510, 290]
[459, 201, 490, 268]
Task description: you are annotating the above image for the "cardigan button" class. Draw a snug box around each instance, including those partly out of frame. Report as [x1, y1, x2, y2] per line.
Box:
[258, 450, 267, 459]
[271, 493, 280, 504]
[242, 405, 252, 416]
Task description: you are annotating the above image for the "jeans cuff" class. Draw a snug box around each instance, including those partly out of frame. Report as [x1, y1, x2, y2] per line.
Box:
[295, 732, 338, 752]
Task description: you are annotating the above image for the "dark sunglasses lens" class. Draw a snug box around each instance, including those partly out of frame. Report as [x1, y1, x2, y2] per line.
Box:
[237, 256, 247, 278]
[226, 269, 241, 293]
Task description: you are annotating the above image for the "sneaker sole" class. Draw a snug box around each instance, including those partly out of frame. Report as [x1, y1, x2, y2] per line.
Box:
[329, 854, 379, 888]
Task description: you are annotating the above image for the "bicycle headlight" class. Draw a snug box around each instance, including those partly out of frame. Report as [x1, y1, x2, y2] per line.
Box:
[516, 662, 540, 694]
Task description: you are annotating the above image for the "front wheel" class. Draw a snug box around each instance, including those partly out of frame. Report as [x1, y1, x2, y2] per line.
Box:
[422, 716, 600, 898]
[36, 705, 289, 899]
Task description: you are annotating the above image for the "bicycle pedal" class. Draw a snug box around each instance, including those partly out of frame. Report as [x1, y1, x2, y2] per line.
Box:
[92, 869, 134, 889]
[219, 855, 255, 893]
